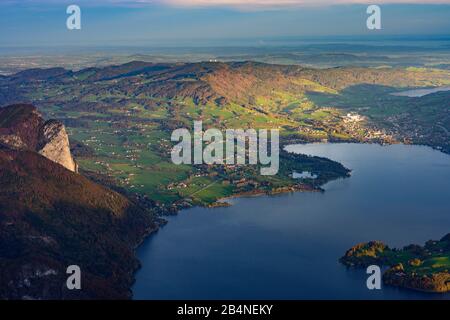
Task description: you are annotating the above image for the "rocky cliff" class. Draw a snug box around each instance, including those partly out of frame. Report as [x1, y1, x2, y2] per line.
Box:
[37, 119, 77, 172]
[0, 104, 77, 172]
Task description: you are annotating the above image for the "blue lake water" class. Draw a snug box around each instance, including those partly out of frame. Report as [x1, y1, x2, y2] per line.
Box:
[133, 143, 450, 300]
[391, 86, 450, 97]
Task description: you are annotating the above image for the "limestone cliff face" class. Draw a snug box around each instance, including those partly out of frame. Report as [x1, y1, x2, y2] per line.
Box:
[38, 120, 78, 173]
[0, 104, 77, 173]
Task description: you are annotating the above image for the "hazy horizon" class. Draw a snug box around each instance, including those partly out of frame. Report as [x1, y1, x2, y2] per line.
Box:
[1, 1, 450, 48]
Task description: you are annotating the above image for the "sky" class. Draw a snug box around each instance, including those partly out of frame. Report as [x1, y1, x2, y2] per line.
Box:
[0, 0, 449, 47]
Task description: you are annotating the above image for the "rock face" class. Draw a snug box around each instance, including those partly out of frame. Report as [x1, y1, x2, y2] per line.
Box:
[38, 120, 78, 172]
[0, 104, 77, 172]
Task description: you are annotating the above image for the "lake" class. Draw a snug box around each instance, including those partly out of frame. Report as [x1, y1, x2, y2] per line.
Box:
[133, 143, 450, 300]
[391, 86, 450, 97]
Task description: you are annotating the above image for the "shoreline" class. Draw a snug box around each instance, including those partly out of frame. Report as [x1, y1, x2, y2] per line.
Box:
[129, 141, 449, 298]
[129, 140, 388, 299]
[209, 184, 323, 207]
[129, 182, 327, 300]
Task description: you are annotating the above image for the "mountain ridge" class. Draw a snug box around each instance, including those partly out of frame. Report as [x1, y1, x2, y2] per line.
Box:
[0, 104, 158, 299]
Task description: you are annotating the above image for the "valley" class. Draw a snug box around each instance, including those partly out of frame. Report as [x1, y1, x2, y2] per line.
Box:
[0, 61, 449, 211]
[0, 60, 449, 299]
[1, 0, 449, 302]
